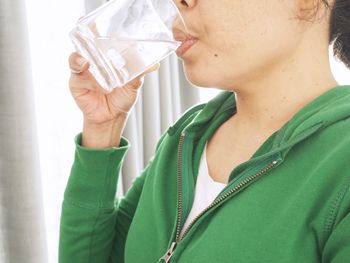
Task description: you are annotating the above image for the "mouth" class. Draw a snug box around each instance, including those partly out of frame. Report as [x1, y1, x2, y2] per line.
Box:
[175, 39, 198, 57]
[173, 28, 198, 57]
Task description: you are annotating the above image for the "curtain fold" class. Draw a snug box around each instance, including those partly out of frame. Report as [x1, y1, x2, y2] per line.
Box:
[0, 0, 48, 262]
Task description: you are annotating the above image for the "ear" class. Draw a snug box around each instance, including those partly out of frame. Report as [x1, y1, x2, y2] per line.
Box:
[296, 0, 321, 20]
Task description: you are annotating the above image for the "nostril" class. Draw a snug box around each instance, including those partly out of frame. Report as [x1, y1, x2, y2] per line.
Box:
[180, 0, 189, 7]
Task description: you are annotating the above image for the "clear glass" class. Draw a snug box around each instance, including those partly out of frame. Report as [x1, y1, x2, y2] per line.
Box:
[69, 0, 186, 92]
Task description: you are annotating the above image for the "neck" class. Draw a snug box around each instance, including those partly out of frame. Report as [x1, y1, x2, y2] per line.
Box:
[231, 39, 338, 133]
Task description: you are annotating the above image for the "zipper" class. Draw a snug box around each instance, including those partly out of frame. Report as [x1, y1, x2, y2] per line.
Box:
[175, 133, 186, 242]
[178, 158, 279, 241]
[159, 132, 280, 262]
[159, 132, 185, 263]
[159, 241, 177, 263]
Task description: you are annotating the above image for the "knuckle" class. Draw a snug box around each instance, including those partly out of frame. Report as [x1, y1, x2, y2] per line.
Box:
[68, 52, 83, 67]
[69, 75, 82, 87]
[68, 52, 78, 63]
[78, 72, 90, 80]
[69, 75, 95, 90]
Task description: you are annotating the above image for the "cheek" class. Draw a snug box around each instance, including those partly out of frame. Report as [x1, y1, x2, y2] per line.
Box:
[202, 0, 299, 56]
[214, 19, 301, 70]
[197, 3, 239, 54]
[182, 1, 303, 87]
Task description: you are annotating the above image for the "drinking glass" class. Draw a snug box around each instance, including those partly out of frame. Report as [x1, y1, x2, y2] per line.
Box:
[69, 0, 186, 92]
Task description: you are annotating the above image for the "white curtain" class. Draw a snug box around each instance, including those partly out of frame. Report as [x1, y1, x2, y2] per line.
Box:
[0, 0, 48, 262]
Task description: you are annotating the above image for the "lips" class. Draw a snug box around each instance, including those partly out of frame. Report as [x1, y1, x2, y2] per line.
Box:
[173, 28, 198, 56]
[173, 28, 197, 42]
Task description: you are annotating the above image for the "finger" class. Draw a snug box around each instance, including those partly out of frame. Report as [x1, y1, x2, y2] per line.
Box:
[69, 72, 97, 91]
[145, 63, 160, 74]
[122, 63, 160, 91]
[90, 22, 98, 36]
[123, 75, 145, 91]
[68, 52, 89, 74]
[139, 63, 161, 78]
[69, 63, 99, 93]
[71, 61, 90, 75]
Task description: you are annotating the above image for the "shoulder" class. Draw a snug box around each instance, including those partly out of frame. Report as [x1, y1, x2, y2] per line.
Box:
[167, 103, 207, 135]
[154, 102, 206, 152]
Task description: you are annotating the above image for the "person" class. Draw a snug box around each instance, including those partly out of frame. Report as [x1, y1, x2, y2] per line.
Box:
[59, 0, 350, 262]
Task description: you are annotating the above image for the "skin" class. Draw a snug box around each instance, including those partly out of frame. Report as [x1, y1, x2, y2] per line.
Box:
[172, 0, 339, 183]
[175, 0, 337, 130]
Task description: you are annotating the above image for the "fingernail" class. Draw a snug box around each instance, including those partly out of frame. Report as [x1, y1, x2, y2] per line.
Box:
[76, 57, 87, 67]
[154, 63, 160, 70]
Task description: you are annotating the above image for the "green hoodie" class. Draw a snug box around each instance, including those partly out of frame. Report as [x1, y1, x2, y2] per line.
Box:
[59, 85, 350, 263]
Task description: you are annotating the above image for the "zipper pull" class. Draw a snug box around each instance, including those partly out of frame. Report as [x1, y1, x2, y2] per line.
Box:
[159, 241, 177, 263]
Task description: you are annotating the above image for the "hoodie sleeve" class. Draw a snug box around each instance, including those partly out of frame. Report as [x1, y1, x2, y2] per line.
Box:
[59, 132, 161, 263]
[322, 183, 350, 262]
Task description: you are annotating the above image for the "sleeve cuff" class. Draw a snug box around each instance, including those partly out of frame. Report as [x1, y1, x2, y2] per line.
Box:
[63, 132, 130, 208]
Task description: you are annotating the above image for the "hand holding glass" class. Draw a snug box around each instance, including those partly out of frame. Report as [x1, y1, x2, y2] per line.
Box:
[69, 0, 186, 92]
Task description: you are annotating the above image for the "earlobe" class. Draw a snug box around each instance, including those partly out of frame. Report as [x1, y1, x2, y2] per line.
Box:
[296, 0, 323, 20]
[298, 0, 318, 10]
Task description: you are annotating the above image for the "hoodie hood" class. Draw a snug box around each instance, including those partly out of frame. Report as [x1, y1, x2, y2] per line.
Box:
[276, 85, 350, 144]
[178, 84, 350, 159]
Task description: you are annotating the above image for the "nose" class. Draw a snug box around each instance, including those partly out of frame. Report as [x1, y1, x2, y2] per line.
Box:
[170, 1, 187, 32]
[172, 0, 192, 11]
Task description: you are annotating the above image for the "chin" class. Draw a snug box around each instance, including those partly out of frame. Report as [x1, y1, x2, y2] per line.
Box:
[184, 70, 210, 87]
[181, 61, 218, 88]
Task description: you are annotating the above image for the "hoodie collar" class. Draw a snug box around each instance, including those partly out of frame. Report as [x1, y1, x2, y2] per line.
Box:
[274, 85, 350, 146]
[182, 90, 236, 136]
[182, 84, 350, 152]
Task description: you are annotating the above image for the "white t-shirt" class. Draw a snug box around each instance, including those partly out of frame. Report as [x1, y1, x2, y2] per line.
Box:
[179, 142, 227, 240]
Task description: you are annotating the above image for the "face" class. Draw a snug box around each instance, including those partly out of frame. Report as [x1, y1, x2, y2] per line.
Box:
[172, 0, 321, 90]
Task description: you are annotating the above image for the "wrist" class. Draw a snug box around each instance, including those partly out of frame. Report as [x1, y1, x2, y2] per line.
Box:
[83, 111, 129, 128]
[82, 115, 128, 148]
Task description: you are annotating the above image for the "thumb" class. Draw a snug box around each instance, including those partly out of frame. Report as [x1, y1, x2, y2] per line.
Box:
[141, 63, 160, 76]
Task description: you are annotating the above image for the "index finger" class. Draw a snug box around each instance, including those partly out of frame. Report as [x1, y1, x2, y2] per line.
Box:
[68, 52, 89, 73]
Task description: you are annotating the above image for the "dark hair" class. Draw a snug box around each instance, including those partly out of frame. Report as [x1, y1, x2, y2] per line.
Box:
[326, 0, 350, 69]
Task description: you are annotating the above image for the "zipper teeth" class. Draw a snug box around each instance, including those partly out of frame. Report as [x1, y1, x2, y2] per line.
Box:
[175, 134, 185, 242]
[178, 158, 279, 241]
